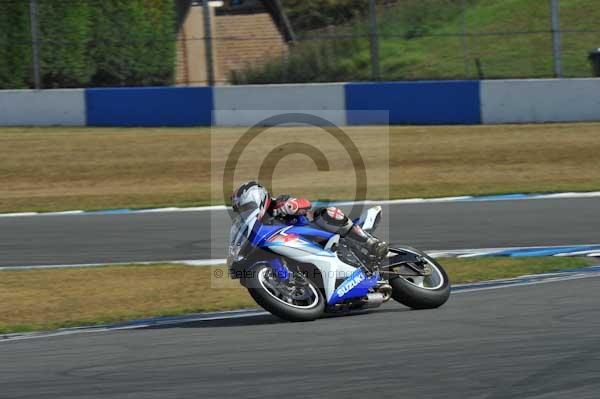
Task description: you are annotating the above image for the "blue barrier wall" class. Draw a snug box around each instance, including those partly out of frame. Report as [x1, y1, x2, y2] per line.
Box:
[5, 79, 600, 127]
[86, 87, 213, 126]
[345, 81, 481, 125]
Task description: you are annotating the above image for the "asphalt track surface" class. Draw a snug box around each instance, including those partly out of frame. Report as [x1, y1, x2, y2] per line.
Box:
[1, 276, 599, 398]
[1, 197, 599, 267]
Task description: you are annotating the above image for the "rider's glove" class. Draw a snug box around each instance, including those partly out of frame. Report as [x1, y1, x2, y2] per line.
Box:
[272, 196, 311, 217]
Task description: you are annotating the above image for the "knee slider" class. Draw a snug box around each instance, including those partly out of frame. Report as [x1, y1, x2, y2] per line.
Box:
[314, 207, 353, 235]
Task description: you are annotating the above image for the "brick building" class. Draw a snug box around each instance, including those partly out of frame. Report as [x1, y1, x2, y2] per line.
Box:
[175, 0, 294, 85]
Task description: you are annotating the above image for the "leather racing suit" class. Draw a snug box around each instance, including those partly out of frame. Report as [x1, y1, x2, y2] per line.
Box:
[268, 195, 389, 263]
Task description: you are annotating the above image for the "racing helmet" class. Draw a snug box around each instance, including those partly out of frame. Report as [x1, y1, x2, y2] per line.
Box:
[231, 181, 271, 218]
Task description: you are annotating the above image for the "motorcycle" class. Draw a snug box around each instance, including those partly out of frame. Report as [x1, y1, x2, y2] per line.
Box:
[228, 202, 450, 322]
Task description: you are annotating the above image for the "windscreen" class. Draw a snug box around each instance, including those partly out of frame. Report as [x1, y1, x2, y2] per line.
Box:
[228, 208, 260, 265]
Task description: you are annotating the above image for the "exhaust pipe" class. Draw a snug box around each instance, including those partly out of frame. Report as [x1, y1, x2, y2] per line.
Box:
[379, 283, 392, 302]
[364, 292, 385, 308]
[363, 283, 393, 308]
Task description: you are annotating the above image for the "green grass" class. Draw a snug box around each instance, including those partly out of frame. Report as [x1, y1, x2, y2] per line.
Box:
[0, 257, 594, 334]
[0, 264, 254, 335]
[2, 124, 600, 213]
[441, 256, 593, 283]
[234, 0, 600, 83]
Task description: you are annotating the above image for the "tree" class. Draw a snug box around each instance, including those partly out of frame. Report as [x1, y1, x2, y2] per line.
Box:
[0, 0, 176, 89]
[38, 0, 93, 88]
[0, 2, 32, 89]
[90, 0, 176, 87]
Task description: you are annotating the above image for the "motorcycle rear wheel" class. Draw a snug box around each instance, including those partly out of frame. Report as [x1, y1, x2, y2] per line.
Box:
[389, 247, 450, 309]
[246, 264, 325, 322]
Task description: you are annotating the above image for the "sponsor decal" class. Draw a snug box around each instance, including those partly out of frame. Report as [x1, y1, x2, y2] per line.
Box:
[268, 227, 299, 243]
[336, 271, 365, 297]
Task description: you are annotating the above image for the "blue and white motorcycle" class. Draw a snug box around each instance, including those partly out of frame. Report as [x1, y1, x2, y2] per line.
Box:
[228, 203, 450, 322]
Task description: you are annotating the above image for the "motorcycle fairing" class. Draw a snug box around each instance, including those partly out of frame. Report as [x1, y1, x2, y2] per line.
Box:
[264, 245, 359, 303]
[261, 226, 335, 257]
[231, 211, 379, 304]
[250, 220, 335, 246]
[327, 268, 380, 305]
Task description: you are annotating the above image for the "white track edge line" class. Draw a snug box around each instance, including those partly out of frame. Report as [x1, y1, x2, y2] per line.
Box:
[2, 268, 599, 343]
[2, 191, 600, 218]
[4, 244, 600, 270]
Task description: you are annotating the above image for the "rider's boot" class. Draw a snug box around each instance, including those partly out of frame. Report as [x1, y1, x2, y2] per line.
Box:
[346, 225, 389, 265]
[313, 207, 388, 268]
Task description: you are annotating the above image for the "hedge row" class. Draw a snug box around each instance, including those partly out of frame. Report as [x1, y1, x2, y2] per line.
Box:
[0, 0, 176, 89]
[282, 0, 369, 32]
[0, 3, 32, 89]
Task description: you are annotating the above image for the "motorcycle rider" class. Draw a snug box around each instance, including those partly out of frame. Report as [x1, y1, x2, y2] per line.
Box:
[231, 181, 389, 263]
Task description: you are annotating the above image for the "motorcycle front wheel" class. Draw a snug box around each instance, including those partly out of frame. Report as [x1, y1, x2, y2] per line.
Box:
[245, 264, 325, 322]
[389, 247, 451, 309]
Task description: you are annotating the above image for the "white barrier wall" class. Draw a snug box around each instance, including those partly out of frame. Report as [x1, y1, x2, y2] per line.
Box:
[481, 79, 600, 124]
[2, 79, 600, 126]
[0, 89, 86, 126]
[213, 83, 346, 126]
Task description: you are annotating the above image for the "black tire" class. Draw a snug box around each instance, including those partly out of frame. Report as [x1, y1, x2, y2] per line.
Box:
[245, 264, 325, 322]
[389, 247, 450, 310]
